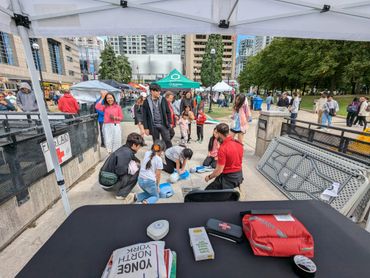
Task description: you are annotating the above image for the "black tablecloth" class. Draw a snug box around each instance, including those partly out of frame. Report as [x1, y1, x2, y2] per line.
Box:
[17, 200, 370, 278]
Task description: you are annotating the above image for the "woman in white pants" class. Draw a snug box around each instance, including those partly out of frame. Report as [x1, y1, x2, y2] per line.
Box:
[95, 91, 123, 153]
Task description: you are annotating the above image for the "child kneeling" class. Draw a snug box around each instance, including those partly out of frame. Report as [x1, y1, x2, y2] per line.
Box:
[203, 128, 220, 169]
[136, 140, 166, 204]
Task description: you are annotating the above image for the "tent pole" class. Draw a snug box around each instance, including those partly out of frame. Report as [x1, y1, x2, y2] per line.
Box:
[11, 0, 71, 215]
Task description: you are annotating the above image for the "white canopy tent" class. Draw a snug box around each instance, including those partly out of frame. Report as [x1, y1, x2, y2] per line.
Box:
[2, 0, 370, 220]
[71, 80, 121, 103]
[195, 87, 205, 93]
[212, 81, 233, 92]
[2, 0, 370, 40]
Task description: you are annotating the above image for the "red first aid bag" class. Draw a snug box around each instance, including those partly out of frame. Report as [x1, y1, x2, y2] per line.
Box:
[242, 214, 314, 258]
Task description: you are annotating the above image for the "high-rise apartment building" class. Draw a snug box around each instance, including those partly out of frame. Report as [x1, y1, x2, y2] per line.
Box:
[108, 36, 120, 54]
[71, 37, 104, 80]
[253, 36, 273, 56]
[236, 38, 254, 77]
[108, 35, 147, 55]
[239, 38, 254, 57]
[0, 31, 81, 91]
[185, 34, 236, 83]
[235, 36, 274, 77]
[107, 35, 185, 57]
[146, 35, 185, 56]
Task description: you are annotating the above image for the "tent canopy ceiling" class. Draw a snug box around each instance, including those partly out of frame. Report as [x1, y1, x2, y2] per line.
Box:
[2, 1, 370, 41]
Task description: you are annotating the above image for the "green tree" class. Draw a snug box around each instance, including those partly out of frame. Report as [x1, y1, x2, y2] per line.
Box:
[200, 34, 224, 87]
[238, 55, 262, 91]
[99, 43, 119, 80]
[342, 41, 370, 94]
[238, 37, 370, 95]
[116, 55, 132, 83]
[99, 43, 132, 83]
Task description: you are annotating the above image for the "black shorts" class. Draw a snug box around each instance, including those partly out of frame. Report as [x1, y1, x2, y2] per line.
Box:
[230, 128, 243, 134]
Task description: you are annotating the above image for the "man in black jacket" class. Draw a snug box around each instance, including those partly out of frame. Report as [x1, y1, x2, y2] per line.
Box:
[277, 92, 290, 108]
[143, 83, 173, 148]
[100, 132, 144, 203]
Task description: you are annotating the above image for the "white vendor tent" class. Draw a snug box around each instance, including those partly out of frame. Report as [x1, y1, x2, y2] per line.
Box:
[2, 0, 370, 218]
[195, 87, 205, 93]
[212, 81, 233, 92]
[71, 80, 121, 104]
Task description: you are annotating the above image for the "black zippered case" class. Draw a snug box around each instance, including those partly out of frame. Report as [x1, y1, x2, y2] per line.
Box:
[206, 218, 243, 243]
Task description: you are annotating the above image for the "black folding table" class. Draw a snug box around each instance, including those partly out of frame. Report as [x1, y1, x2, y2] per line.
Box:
[17, 200, 370, 277]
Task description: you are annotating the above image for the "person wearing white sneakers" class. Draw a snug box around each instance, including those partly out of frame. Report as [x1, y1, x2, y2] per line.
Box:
[99, 133, 144, 203]
[321, 94, 339, 130]
[354, 96, 369, 130]
[136, 140, 166, 204]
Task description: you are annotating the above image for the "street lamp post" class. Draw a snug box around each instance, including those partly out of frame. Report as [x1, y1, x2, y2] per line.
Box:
[32, 42, 44, 97]
[208, 48, 216, 113]
[136, 65, 140, 84]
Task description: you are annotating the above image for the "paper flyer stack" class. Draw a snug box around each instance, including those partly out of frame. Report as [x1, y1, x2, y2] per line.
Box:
[101, 241, 176, 278]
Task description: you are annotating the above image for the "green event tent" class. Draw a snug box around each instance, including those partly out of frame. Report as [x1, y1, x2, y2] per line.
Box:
[156, 69, 200, 89]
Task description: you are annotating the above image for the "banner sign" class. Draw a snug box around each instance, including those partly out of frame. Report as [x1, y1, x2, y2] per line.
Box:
[40, 133, 72, 172]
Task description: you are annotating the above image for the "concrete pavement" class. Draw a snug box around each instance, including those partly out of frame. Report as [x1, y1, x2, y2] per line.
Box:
[0, 106, 362, 278]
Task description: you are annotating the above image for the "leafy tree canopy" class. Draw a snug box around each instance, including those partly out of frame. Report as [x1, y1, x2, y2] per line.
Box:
[201, 34, 224, 87]
[99, 43, 132, 83]
[238, 38, 370, 94]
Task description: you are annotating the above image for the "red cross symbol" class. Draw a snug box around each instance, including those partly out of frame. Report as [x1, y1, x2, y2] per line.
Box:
[56, 148, 65, 163]
[219, 222, 231, 230]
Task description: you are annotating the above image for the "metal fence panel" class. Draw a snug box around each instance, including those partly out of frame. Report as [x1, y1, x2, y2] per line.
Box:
[258, 136, 370, 222]
[0, 115, 98, 205]
[281, 120, 370, 166]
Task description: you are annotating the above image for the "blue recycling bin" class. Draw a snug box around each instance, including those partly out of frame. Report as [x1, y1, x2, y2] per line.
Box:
[253, 96, 263, 111]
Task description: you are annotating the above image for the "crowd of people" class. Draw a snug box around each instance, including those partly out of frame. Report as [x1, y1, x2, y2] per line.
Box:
[264, 90, 369, 130]
[315, 92, 369, 130]
[2, 81, 368, 206]
[0, 82, 81, 114]
[98, 83, 247, 204]
[345, 96, 369, 129]
[265, 91, 302, 125]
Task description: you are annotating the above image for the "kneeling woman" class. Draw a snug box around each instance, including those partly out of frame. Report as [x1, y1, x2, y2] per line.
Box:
[95, 91, 123, 153]
[163, 145, 193, 174]
[136, 140, 166, 204]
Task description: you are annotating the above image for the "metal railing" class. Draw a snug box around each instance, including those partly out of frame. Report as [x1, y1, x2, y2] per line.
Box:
[281, 118, 370, 166]
[0, 112, 96, 145]
[0, 114, 99, 205]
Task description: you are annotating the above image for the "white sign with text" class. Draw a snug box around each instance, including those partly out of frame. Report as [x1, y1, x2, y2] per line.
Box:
[40, 133, 72, 172]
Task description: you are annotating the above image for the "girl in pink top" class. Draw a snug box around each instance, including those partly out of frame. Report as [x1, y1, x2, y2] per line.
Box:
[95, 91, 123, 153]
[231, 94, 251, 143]
[202, 128, 220, 168]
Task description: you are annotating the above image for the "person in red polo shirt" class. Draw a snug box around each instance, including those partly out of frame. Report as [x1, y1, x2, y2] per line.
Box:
[58, 90, 79, 114]
[204, 123, 244, 190]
